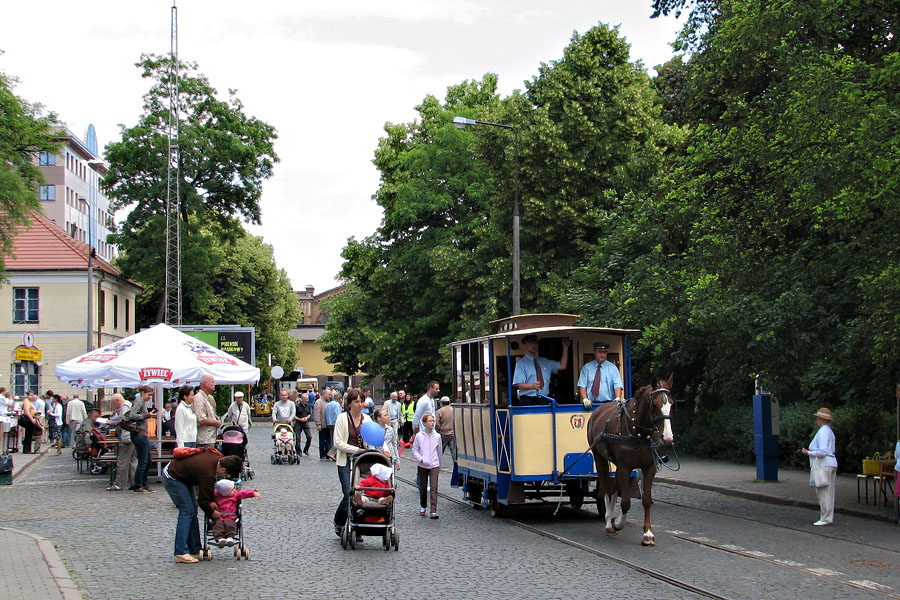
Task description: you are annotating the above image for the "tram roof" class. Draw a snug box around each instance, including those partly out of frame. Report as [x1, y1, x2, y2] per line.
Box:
[448, 325, 640, 347]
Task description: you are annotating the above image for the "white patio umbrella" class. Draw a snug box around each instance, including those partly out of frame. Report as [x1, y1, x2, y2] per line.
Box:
[56, 323, 260, 388]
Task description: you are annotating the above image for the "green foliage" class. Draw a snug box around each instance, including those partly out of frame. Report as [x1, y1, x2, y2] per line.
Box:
[0, 65, 61, 272]
[324, 25, 672, 390]
[105, 54, 278, 323]
[104, 55, 295, 375]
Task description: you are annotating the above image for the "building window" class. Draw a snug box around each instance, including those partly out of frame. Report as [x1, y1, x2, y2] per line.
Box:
[39, 185, 55, 201]
[113, 294, 119, 329]
[13, 361, 40, 398]
[39, 151, 56, 166]
[98, 289, 105, 327]
[125, 299, 130, 332]
[13, 287, 39, 323]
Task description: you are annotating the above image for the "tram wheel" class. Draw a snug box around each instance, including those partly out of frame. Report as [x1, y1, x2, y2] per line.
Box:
[467, 480, 484, 507]
[488, 489, 504, 518]
[566, 481, 586, 510]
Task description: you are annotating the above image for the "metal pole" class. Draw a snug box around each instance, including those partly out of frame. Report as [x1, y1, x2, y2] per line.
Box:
[84, 197, 93, 353]
[512, 129, 520, 315]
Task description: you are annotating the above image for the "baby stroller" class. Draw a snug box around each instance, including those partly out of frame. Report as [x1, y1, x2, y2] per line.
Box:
[341, 450, 399, 551]
[271, 423, 298, 465]
[199, 477, 250, 561]
[220, 426, 254, 480]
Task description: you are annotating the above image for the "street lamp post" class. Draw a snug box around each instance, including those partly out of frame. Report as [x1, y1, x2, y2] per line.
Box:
[453, 116, 520, 315]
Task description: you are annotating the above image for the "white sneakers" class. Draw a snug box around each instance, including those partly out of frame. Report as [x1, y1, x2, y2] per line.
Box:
[812, 520, 832, 526]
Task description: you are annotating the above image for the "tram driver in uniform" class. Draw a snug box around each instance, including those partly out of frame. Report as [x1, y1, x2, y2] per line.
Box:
[512, 335, 570, 406]
[577, 341, 623, 407]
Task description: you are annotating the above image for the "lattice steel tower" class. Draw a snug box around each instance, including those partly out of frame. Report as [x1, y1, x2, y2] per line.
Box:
[164, 1, 182, 325]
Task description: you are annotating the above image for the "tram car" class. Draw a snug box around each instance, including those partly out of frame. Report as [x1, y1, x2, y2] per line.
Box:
[449, 313, 638, 515]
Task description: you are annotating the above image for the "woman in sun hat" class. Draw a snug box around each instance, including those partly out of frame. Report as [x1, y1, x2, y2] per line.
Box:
[801, 407, 837, 526]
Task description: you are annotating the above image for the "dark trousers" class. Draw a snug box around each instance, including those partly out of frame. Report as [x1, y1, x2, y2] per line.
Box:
[21, 418, 36, 453]
[318, 427, 330, 458]
[300, 421, 314, 453]
[211, 518, 237, 540]
[333, 462, 352, 527]
[401, 422, 413, 443]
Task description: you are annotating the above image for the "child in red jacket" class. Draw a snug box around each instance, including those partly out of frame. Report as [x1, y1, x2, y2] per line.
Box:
[212, 479, 260, 546]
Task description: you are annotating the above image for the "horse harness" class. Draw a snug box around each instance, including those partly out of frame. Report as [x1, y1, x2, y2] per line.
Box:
[590, 386, 673, 462]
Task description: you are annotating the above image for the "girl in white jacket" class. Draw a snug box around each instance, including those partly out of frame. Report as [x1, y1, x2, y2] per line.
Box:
[412, 413, 442, 518]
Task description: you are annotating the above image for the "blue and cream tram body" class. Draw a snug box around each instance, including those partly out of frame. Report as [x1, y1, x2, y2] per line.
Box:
[450, 314, 638, 514]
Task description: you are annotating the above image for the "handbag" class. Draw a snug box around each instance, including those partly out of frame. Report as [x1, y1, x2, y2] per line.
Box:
[118, 417, 141, 434]
[862, 452, 881, 476]
[811, 457, 829, 488]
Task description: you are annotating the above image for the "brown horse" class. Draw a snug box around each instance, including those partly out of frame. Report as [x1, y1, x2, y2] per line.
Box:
[586, 374, 675, 546]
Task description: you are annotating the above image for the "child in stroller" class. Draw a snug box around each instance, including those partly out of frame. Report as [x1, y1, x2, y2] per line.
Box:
[211, 479, 260, 547]
[341, 450, 399, 551]
[271, 423, 298, 464]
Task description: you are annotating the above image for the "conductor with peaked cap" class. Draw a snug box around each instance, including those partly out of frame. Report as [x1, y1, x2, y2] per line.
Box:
[577, 341, 623, 407]
[512, 334, 570, 406]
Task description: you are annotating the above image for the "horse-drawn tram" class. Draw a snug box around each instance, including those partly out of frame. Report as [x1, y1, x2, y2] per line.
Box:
[449, 313, 640, 516]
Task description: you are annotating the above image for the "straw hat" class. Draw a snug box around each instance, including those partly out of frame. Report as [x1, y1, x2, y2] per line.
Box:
[813, 407, 833, 421]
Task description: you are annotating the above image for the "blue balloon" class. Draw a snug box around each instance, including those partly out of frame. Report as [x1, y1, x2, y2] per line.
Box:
[361, 420, 385, 447]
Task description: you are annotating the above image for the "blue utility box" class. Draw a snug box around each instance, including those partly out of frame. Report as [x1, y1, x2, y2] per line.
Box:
[753, 393, 780, 481]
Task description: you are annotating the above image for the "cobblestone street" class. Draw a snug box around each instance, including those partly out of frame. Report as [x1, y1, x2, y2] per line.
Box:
[0, 426, 695, 600]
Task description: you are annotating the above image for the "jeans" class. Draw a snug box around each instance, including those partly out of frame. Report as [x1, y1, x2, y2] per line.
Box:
[333, 462, 352, 527]
[60, 423, 71, 448]
[163, 471, 201, 555]
[132, 434, 150, 489]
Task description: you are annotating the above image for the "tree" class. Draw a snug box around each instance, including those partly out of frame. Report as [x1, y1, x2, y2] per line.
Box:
[103, 54, 295, 375]
[322, 25, 673, 390]
[104, 54, 278, 322]
[0, 65, 61, 272]
[603, 0, 900, 407]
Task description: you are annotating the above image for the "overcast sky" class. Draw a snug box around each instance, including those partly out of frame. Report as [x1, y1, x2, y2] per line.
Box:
[1, 1, 683, 293]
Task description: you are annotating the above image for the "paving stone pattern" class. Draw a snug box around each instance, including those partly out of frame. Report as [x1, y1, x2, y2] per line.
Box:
[0, 427, 697, 600]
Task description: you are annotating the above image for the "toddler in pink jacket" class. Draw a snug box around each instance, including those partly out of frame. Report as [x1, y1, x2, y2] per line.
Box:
[212, 479, 260, 546]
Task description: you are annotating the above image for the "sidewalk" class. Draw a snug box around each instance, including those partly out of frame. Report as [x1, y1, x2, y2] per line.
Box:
[0, 449, 83, 600]
[655, 455, 900, 523]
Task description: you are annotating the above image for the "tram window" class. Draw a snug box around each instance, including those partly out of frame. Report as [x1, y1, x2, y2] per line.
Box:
[455, 341, 487, 404]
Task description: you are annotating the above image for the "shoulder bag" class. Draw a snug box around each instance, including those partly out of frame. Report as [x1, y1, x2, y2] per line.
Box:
[810, 457, 829, 488]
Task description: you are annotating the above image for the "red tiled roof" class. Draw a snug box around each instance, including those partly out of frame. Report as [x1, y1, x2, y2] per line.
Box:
[4, 211, 131, 282]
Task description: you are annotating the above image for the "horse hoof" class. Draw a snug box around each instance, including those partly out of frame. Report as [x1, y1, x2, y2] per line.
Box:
[641, 534, 655, 546]
[605, 528, 618, 537]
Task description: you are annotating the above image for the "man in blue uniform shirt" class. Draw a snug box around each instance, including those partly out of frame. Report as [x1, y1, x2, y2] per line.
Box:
[512, 335, 570, 405]
[577, 342, 623, 405]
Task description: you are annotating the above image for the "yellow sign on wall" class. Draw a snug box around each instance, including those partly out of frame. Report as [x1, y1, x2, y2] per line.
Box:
[16, 348, 42, 362]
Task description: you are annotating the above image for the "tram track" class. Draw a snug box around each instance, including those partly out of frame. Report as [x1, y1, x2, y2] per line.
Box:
[652, 493, 900, 557]
[394, 473, 734, 600]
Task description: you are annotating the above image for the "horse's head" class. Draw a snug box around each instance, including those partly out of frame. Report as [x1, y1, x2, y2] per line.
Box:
[650, 373, 675, 446]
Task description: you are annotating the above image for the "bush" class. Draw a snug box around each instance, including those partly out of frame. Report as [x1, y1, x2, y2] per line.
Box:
[675, 397, 896, 474]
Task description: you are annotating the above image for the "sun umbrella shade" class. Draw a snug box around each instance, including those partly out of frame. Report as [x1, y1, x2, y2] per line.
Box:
[56, 323, 260, 388]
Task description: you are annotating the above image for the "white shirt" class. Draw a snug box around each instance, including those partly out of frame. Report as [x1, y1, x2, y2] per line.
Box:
[66, 399, 87, 422]
[412, 394, 435, 431]
[175, 401, 198, 447]
[0, 394, 8, 416]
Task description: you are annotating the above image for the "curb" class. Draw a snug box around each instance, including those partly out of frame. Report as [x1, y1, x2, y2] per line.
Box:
[11, 449, 47, 482]
[661, 478, 898, 523]
[0, 527, 86, 600]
